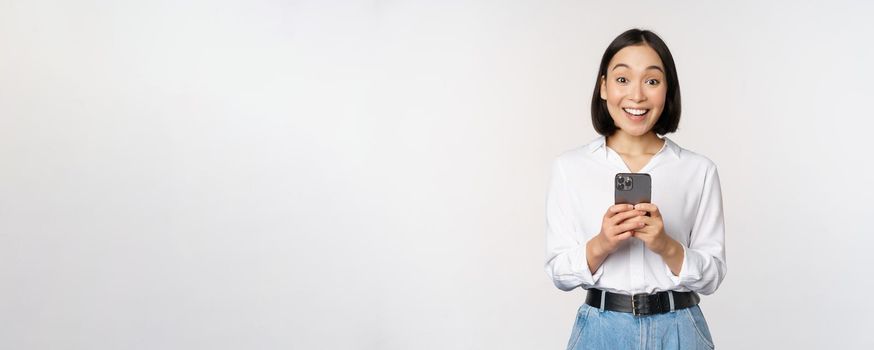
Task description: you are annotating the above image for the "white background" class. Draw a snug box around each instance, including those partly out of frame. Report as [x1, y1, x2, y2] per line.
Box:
[2, 0, 873, 349]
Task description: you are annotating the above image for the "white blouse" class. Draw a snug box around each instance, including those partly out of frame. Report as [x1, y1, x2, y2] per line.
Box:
[544, 135, 727, 296]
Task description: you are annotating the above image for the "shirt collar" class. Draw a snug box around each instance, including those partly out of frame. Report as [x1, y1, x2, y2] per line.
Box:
[586, 135, 681, 160]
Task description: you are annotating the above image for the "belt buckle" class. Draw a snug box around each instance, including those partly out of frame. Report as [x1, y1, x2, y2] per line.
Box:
[631, 293, 647, 316]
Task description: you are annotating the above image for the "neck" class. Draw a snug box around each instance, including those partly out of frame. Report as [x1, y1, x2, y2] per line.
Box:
[606, 130, 664, 155]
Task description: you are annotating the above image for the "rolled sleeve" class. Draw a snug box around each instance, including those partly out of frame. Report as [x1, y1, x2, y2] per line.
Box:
[667, 163, 728, 295]
[544, 159, 604, 291]
[666, 244, 686, 285]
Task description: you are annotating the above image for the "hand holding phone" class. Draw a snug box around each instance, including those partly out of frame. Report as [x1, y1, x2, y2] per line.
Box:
[594, 173, 655, 256]
[595, 204, 646, 255]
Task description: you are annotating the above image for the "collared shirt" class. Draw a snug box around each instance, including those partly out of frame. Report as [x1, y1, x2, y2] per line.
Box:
[544, 135, 727, 295]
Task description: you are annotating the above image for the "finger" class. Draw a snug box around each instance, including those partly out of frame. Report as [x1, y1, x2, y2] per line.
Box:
[615, 231, 633, 241]
[630, 216, 651, 226]
[634, 203, 661, 218]
[633, 203, 654, 212]
[605, 204, 635, 219]
[610, 210, 646, 225]
[613, 221, 646, 235]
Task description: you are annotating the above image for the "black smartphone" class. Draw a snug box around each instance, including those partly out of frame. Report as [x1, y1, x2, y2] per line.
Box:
[614, 173, 652, 215]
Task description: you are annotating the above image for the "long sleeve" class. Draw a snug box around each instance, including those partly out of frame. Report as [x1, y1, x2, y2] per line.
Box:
[666, 163, 728, 295]
[544, 159, 604, 292]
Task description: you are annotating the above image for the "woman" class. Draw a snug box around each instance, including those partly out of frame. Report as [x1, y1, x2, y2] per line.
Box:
[544, 28, 727, 350]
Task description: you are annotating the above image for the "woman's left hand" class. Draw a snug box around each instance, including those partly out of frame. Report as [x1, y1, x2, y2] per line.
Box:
[627, 203, 675, 255]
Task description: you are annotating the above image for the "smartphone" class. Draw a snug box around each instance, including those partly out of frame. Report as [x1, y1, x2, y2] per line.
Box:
[614, 173, 651, 215]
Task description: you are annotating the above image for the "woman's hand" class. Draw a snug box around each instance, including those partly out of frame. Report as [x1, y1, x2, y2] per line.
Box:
[595, 204, 647, 255]
[626, 203, 675, 255]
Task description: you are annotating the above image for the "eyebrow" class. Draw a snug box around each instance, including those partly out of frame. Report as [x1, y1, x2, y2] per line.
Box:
[611, 63, 664, 73]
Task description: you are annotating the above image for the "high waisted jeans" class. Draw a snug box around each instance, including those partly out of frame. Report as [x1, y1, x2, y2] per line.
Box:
[566, 303, 715, 350]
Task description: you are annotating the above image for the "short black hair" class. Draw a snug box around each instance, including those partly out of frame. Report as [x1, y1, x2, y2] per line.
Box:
[591, 28, 681, 136]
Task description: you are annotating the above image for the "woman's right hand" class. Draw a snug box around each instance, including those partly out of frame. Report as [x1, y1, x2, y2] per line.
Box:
[595, 204, 647, 254]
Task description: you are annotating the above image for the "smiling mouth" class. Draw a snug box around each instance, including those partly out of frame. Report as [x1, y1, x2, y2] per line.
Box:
[622, 107, 649, 116]
[622, 107, 649, 121]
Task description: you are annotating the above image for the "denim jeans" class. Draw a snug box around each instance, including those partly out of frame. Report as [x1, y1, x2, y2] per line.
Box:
[566, 303, 715, 350]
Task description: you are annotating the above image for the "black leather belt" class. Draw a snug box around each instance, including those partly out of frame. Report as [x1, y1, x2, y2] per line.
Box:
[585, 288, 700, 316]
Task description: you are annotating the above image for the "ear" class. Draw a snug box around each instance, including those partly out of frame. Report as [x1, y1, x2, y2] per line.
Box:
[599, 75, 607, 100]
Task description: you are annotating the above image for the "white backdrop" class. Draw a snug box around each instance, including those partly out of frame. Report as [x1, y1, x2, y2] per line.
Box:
[2, 0, 873, 349]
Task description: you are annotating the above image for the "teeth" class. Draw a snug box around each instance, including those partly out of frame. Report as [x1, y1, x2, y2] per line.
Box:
[623, 108, 648, 116]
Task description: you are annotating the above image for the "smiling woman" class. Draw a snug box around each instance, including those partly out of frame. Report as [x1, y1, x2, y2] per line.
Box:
[545, 28, 726, 350]
[591, 29, 681, 140]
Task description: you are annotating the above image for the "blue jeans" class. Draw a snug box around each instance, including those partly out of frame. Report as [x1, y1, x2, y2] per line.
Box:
[566, 303, 715, 350]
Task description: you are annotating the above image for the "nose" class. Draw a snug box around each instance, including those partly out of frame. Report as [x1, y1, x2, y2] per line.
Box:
[629, 83, 645, 102]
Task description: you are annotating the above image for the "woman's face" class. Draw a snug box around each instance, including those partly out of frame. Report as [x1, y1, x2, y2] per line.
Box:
[600, 44, 667, 137]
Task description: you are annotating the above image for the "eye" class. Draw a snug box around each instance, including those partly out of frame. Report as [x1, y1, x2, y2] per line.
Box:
[615, 77, 627, 84]
[645, 79, 660, 86]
